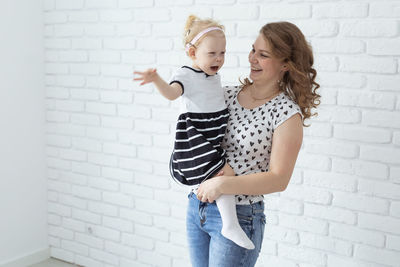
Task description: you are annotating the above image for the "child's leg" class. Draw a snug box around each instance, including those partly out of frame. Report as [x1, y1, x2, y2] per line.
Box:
[216, 194, 255, 249]
[215, 163, 255, 249]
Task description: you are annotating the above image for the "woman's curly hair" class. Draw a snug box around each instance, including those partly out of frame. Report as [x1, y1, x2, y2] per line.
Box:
[242, 22, 320, 126]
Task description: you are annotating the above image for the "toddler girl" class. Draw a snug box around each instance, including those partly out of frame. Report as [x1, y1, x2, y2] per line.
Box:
[134, 15, 254, 250]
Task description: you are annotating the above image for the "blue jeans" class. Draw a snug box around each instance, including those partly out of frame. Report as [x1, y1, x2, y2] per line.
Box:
[186, 192, 266, 267]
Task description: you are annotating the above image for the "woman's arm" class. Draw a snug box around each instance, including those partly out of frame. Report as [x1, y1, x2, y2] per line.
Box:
[197, 113, 303, 203]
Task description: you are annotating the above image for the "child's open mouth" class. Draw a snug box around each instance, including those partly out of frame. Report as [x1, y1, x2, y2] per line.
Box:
[210, 66, 219, 72]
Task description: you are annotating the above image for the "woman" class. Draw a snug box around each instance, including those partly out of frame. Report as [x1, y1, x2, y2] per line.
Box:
[186, 22, 320, 267]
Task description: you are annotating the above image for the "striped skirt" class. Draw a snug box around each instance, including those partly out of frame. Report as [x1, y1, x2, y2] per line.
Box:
[169, 108, 229, 186]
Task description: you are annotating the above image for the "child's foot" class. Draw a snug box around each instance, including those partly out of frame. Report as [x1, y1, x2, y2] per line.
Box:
[221, 225, 255, 249]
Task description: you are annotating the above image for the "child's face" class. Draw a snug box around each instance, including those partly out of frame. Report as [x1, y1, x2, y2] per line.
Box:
[191, 33, 226, 76]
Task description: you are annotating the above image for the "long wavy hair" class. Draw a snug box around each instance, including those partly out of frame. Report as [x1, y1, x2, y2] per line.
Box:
[241, 22, 320, 126]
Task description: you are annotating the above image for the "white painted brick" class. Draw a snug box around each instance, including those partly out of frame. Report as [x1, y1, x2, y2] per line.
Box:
[75, 255, 103, 267]
[313, 3, 368, 18]
[340, 56, 397, 74]
[44, 38, 70, 49]
[91, 225, 120, 242]
[56, 75, 85, 87]
[59, 148, 87, 161]
[300, 232, 352, 256]
[137, 38, 174, 51]
[54, 25, 84, 37]
[387, 235, 400, 251]
[49, 225, 74, 240]
[304, 170, 357, 192]
[70, 89, 99, 101]
[214, 5, 258, 20]
[85, 0, 117, 9]
[137, 146, 171, 163]
[46, 111, 69, 122]
[170, 7, 212, 22]
[315, 55, 338, 72]
[46, 134, 71, 148]
[72, 137, 102, 152]
[56, 100, 84, 112]
[49, 236, 61, 248]
[337, 90, 396, 110]
[119, 0, 153, 8]
[104, 37, 136, 50]
[153, 134, 175, 148]
[48, 180, 72, 194]
[330, 222, 385, 247]
[118, 131, 152, 146]
[354, 160, 389, 180]
[119, 158, 153, 173]
[89, 248, 119, 265]
[43, 0, 55, 10]
[59, 171, 87, 185]
[355, 244, 400, 266]
[88, 201, 118, 217]
[278, 243, 326, 266]
[48, 214, 62, 225]
[100, 10, 132, 22]
[155, 241, 187, 258]
[70, 63, 100, 75]
[71, 184, 102, 200]
[103, 216, 133, 233]
[45, 63, 68, 74]
[71, 114, 100, 126]
[135, 198, 170, 216]
[303, 122, 332, 138]
[86, 127, 117, 141]
[359, 213, 400, 235]
[68, 11, 98, 22]
[71, 162, 101, 176]
[360, 145, 400, 164]
[264, 225, 299, 244]
[61, 240, 89, 256]
[75, 233, 104, 249]
[279, 213, 328, 235]
[47, 157, 71, 170]
[123, 184, 154, 199]
[134, 8, 170, 22]
[117, 104, 151, 119]
[101, 64, 133, 78]
[101, 166, 133, 182]
[50, 247, 74, 263]
[89, 50, 120, 63]
[334, 124, 391, 144]
[103, 192, 133, 208]
[120, 208, 153, 225]
[59, 193, 87, 209]
[63, 218, 86, 232]
[394, 132, 400, 146]
[46, 87, 69, 99]
[370, 2, 400, 18]
[333, 191, 389, 215]
[327, 254, 378, 267]
[341, 20, 398, 37]
[390, 167, 400, 184]
[72, 208, 102, 224]
[358, 179, 400, 200]
[367, 74, 400, 92]
[390, 201, 400, 218]
[295, 153, 331, 171]
[135, 119, 170, 134]
[116, 22, 151, 36]
[86, 102, 116, 115]
[320, 72, 365, 89]
[261, 4, 311, 19]
[88, 176, 119, 191]
[362, 110, 400, 129]
[122, 51, 156, 64]
[101, 116, 133, 129]
[71, 38, 102, 49]
[296, 20, 338, 37]
[305, 203, 356, 225]
[137, 250, 172, 267]
[122, 233, 154, 250]
[282, 185, 332, 205]
[368, 39, 400, 56]
[88, 152, 118, 167]
[105, 241, 137, 260]
[304, 140, 358, 158]
[55, 0, 83, 10]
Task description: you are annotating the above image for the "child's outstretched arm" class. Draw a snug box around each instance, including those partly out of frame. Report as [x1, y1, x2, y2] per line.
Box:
[133, 68, 182, 101]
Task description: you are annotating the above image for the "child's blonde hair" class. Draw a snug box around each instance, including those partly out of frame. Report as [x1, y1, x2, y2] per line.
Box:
[183, 15, 225, 51]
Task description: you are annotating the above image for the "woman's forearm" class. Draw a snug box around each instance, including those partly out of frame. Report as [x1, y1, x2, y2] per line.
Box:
[220, 171, 289, 196]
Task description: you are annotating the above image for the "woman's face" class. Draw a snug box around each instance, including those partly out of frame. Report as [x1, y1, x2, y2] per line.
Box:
[248, 34, 286, 84]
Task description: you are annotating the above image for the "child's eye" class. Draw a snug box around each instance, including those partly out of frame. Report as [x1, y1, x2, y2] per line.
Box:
[208, 52, 216, 55]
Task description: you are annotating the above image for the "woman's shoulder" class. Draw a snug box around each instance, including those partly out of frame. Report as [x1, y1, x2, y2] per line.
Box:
[223, 85, 242, 100]
[272, 92, 302, 128]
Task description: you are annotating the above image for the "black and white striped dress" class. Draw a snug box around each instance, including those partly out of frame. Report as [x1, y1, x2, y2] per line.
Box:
[169, 66, 229, 186]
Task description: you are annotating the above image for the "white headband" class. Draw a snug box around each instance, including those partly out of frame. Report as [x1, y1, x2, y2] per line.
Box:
[185, 26, 224, 52]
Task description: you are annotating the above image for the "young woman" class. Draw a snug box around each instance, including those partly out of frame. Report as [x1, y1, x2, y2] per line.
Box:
[188, 21, 321, 266]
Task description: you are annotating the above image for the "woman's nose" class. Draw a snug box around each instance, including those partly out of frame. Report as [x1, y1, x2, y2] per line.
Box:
[249, 52, 257, 63]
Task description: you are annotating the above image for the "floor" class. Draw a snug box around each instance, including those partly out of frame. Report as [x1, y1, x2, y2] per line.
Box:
[28, 258, 79, 267]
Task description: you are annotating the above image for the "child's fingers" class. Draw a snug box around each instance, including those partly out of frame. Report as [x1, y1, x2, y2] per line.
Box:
[133, 77, 143, 81]
[133, 71, 144, 75]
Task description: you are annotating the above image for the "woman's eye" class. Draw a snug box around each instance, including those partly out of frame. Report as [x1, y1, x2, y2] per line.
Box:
[261, 54, 269, 58]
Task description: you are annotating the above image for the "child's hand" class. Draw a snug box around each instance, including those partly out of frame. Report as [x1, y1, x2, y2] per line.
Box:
[133, 68, 159, 85]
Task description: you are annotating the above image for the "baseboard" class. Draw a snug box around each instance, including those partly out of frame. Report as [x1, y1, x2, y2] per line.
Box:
[0, 247, 50, 267]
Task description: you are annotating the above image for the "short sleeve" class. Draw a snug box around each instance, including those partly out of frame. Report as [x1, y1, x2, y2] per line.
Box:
[169, 67, 192, 96]
[223, 85, 241, 106]
[273, 97, 302, 129]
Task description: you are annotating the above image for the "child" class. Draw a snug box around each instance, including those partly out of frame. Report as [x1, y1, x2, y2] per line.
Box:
[134, 15, 254, 250]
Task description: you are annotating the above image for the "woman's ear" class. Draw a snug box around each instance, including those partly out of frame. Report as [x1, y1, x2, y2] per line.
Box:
[281, 64, 289, 72]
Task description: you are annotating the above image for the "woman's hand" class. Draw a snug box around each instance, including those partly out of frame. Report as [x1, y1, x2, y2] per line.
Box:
[197, 171, 226, 203]
[133, 68, 159, 85]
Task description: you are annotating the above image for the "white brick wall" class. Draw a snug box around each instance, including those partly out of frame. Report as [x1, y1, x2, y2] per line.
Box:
[43, 0, 400, 266]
